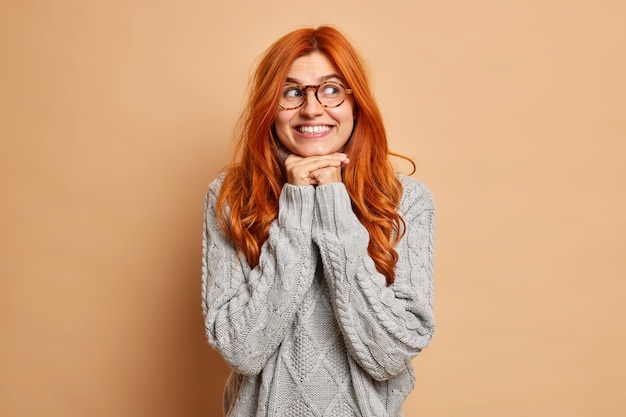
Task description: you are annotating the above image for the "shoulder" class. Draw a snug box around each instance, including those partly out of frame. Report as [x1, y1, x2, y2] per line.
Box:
[397, 174, 435, 218]
[203, 172, 229, 215]
[207, 172, 227, 198]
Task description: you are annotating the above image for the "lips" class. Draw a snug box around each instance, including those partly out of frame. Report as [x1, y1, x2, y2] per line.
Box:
[296, 125, 332, 134]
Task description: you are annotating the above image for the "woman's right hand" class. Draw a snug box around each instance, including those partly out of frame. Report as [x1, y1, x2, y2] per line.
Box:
[284, 153, 350, 186]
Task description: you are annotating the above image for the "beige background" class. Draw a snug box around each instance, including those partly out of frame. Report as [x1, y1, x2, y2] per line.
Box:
[1, 1, 625, 416]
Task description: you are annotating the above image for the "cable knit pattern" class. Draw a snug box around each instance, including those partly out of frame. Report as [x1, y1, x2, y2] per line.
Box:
[202, 174, 435, 417]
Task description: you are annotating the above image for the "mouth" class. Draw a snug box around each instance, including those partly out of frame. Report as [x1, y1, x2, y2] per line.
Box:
[295, 125, 333, 134]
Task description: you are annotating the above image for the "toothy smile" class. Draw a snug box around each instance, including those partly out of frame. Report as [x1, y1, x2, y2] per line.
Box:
[296, 125, 332, 134]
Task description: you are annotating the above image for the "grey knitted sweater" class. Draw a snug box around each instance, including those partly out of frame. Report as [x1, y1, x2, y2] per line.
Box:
[202, 174, 435, 417]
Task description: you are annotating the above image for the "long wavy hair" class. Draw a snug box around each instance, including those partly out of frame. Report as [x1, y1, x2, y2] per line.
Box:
[216, 25, 413, 285]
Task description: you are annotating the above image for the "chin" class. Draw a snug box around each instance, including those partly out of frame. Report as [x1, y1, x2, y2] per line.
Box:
[295, 145, 343, 157]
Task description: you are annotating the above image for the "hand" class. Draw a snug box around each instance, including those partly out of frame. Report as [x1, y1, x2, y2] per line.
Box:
[284, 153, 350, 186]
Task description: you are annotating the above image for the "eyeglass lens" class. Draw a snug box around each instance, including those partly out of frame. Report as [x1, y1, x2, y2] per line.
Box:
[280, 82, 346, 109]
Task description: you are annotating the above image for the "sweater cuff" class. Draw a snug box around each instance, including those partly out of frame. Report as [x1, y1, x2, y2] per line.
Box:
[278, 184, 316, 231]
[315, 183, 364, 235]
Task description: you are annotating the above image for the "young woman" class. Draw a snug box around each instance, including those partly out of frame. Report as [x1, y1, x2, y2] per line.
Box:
[202, 25, 435, 417]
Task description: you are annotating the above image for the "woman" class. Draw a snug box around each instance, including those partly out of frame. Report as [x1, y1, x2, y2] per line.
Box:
[202, 25, 435, 417]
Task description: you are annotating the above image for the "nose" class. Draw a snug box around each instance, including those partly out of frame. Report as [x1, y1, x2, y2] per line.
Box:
[300, 88, 324, 117]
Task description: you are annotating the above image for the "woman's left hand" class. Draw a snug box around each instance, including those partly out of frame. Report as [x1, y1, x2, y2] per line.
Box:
[284, 153, 350, 186]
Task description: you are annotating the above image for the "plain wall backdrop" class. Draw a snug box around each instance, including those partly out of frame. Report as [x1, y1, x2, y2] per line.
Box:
[1, 1, 625, 416]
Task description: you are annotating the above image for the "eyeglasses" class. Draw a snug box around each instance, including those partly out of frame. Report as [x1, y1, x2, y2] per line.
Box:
[279, 81, 353, 110]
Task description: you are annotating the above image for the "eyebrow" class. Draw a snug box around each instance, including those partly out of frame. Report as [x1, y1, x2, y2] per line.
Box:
[285, 73, 345, 85]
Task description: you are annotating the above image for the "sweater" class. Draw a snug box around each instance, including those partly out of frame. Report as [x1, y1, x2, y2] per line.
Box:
[202, 174, 435, 417]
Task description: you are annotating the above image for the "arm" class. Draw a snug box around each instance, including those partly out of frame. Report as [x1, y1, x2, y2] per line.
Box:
[202, 177, 318, 375]
[313, 176, 435, 381]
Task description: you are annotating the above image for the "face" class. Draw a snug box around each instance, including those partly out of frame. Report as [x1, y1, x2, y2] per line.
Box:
[274, 51, 355, 157]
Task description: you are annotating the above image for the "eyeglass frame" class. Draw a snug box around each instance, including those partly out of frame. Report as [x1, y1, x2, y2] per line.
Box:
[278, 81, 353, 110]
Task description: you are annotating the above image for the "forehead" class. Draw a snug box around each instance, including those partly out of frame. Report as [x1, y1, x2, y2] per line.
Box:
[287, 51, 341, 82]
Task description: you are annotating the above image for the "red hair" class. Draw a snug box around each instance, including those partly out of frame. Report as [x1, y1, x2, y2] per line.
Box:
[216, 26, 411, 285]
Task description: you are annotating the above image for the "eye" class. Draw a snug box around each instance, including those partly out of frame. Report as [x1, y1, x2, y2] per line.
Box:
[320, 83, 341, 97]
[283, 85, 303, 99]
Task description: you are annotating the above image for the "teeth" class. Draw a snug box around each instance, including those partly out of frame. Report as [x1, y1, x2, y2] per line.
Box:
[298, 125, 331, 134]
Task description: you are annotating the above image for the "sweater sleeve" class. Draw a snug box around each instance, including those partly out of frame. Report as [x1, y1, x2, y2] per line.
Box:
[202, 177, 318, 376]
[312, 176, 435, 381]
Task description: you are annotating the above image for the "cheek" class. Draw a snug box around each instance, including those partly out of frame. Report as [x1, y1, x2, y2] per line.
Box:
[273, 114, 291, 140]
[273, 115, 292, 148]
[273, 113, 289, 132]
[336, 107, 355, 133]
[342, 101, 356, 126]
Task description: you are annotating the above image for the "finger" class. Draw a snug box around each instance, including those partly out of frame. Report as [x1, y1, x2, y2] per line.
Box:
[284, 153, 349, 186]
[287, 153, 347, 165]
[310, 165, 343, 185]
[288, 155, 345, 172]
